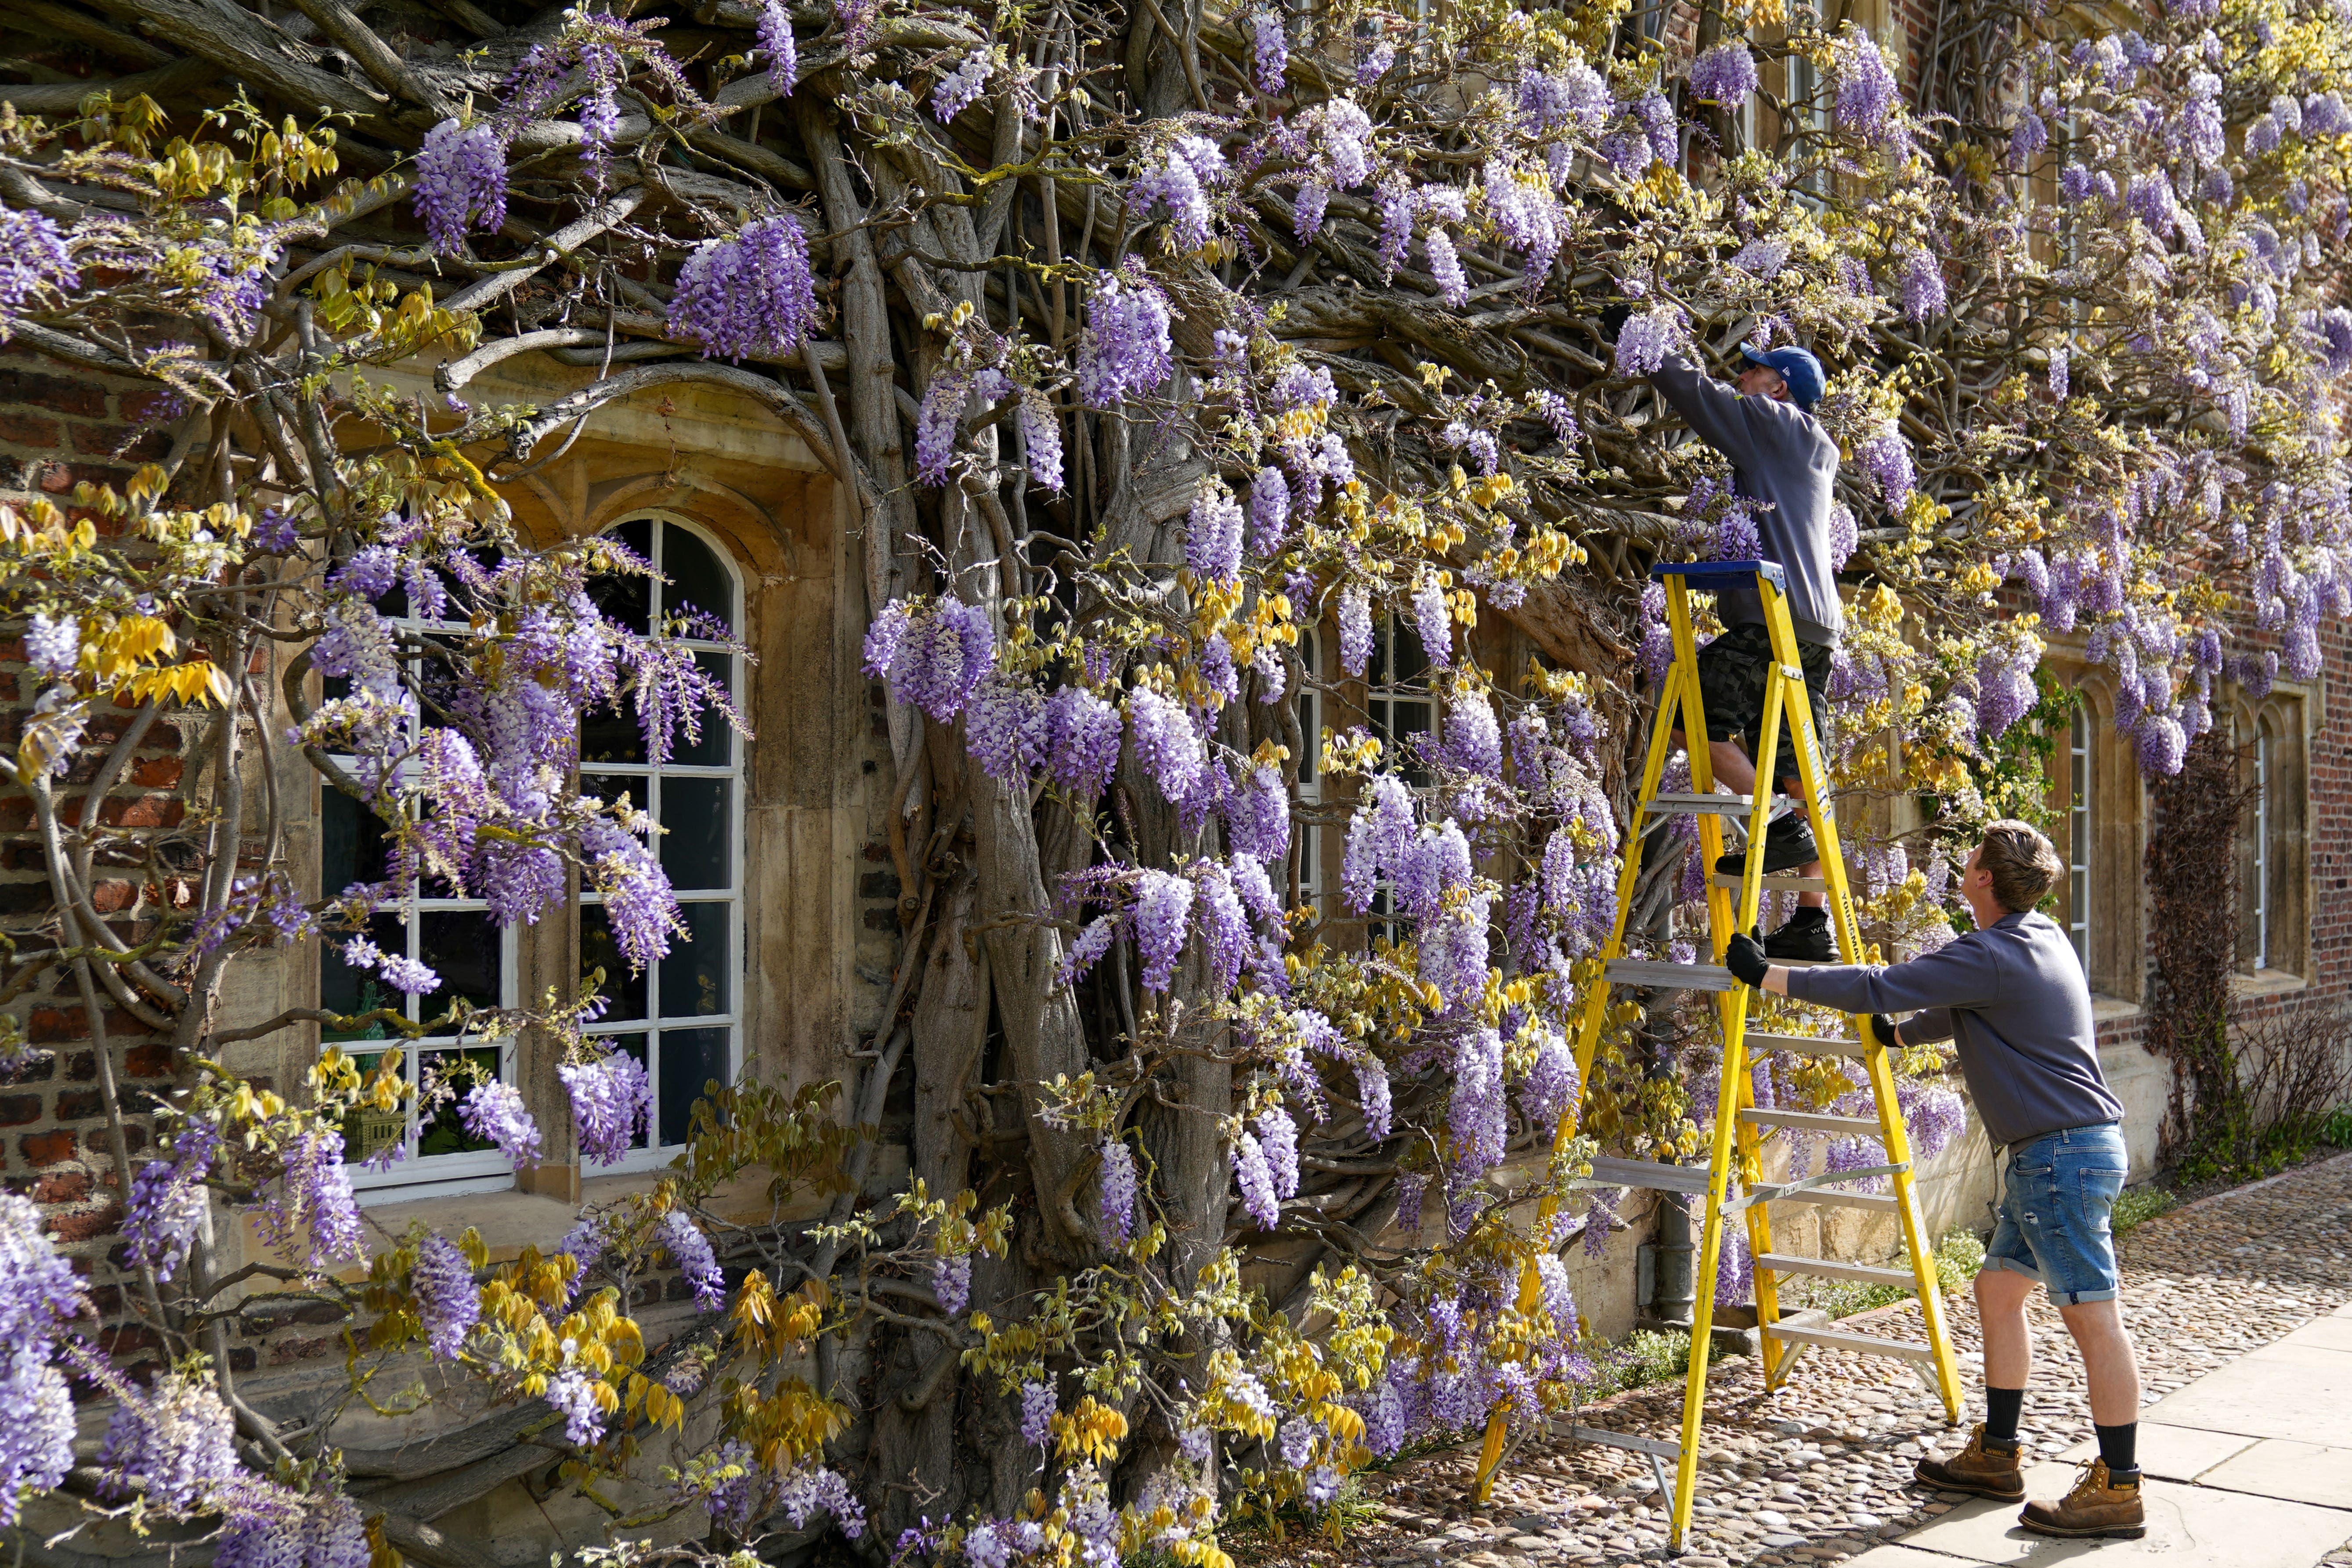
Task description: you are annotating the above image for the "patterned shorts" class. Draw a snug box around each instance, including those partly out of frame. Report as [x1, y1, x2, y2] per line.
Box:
[1691, 623, 1834, 784]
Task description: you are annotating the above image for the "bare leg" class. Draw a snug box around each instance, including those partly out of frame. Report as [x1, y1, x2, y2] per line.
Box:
[1977, 1266, 2037, 1391]
[2057, 1298, 2143, 1427]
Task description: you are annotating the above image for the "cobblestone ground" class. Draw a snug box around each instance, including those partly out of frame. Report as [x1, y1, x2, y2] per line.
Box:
[1243, 1152, 2352, 1568]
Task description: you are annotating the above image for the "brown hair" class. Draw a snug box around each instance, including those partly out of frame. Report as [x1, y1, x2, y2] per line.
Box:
[1978, 819, 2064, 914]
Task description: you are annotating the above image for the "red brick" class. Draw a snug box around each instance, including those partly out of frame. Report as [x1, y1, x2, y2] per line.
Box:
[32, 1171, 90, 1204]
[19, 1131, 75, 1167]
[69, 423, 167, 462]
[52, 1090, 103, 1121]
[123, 1044, 173, 1079]
[0, 412, 60, 448]
[47, 1204, 122, 1243]
[128, 758, 182, 788]
[0, 1095, 40, 1127]
[0, 364, 106, 418]
[89, 880, 136, 914]
[103, 796, 183, 829]
[26, 1008, 82, 1044]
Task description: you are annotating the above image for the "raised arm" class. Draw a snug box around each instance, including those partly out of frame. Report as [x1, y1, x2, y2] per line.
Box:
[1773, 937, 2003, 1017]
[1651, 351, 1781, 469]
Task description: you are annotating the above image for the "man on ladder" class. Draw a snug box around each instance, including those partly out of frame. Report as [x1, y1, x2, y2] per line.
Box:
[1727, 820, 2148, 1541]
[1646, 339, 1842, 961]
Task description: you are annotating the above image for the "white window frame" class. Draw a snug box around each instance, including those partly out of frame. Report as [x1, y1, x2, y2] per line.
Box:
[2251, 720, 2273, 971]
[1293, 629, 1322, 908]
[1367, 611, 1438, 943]
[577, 511, 746, 1172]
[2067, 704, 2092, 974]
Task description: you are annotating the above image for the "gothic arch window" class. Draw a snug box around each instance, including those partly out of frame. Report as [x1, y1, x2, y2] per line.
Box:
[579, 513, 746, 1164]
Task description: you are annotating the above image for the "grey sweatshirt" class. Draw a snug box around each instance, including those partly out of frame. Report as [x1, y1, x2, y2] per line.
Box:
[1651, 353, 1845, 647]
[1783, 911, 2124, 1148]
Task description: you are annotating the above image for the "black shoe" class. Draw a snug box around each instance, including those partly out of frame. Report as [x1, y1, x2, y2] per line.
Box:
[1762, 907, 1832, 961]
[1713, 813, 1816, 877]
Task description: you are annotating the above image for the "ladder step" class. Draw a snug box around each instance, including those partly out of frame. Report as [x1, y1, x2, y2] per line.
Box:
[1642, 791, 1756, 815]
[1739, 1108, 1879, 1134]
[1759, 1186, 1900, 1214]
[1605, 960, 1738, 991]
[1711, 873, 1829, 893]
[1755, 1253, 1923, 1287]
[1759, 1321, 1940, 1366]
[1577, 1156, 1714, 1196]
[1551, 1421, 1684, 1461]
[1743, 1031, 1869, 1058]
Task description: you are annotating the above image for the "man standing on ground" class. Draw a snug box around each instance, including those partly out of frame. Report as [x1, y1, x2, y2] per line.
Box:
[1646, 337, 1844, 960]
[1723, 820, 2146, 1540]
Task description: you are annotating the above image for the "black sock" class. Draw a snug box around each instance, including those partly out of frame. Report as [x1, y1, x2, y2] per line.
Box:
[2096, 1423, 2139, 1478]
[1983, 1387, 2024, 1448]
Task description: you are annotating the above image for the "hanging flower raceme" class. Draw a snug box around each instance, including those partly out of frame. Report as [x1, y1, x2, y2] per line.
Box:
[123, 1121, 221, 1282]
[666, 214, 820, 361]
[0, 207, 76, 339]
[413, 119, 509, 254]
[560, 1051, 653, 1165]
[863, 597, 997, 720]
[412, 1232, 481, 1359]
[756, 0, 796, 92]
[1689, 42, 1758, 107]
[660, 1209, 725, 1309]
[1077, 272, 1175, 408]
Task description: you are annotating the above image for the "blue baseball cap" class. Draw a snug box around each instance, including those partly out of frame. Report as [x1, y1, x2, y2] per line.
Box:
[1740, 344, 1826, 411]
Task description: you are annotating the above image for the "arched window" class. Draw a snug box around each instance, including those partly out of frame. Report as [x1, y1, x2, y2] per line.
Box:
[319, 587, 519, 1199]
[580, 514, 745, 1164]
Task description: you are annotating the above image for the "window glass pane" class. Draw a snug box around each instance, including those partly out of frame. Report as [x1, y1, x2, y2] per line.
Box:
[321, 789, 392, 894]
[580, 699, 649, 766]
[580, 905, 649, 1022]
[658, 1027, 730, 1146]
[589, 518, 654, 634]
[321, 913, 406, 1032]
[419, 911, 503, 1019]
[660, 902, 731, 1019]
[418, 1046, 502, 1156]
[672, 651, 737, 768]
[662, 527, 735, 636]
[1297, 690, 1316, 784]
[660, 779, 730, 891]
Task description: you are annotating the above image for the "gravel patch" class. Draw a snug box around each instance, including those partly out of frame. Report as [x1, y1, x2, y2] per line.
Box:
[1241, 1152, 2352, 1568]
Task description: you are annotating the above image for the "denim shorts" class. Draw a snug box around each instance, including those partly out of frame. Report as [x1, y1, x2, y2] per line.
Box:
[1984, 1122, 2128, 1305]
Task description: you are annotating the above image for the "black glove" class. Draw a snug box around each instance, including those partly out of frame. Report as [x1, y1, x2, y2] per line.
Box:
[1597, 301, 1634, 340]
[1724, 933, 1770, 987]
[1867, 1013, 1900, 1051]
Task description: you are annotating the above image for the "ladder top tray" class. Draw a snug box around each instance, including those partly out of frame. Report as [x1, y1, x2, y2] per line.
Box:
[1650, 559, 1787, 589]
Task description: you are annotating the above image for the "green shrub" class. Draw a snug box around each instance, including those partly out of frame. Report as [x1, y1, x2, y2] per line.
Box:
[2110, 1185, 2180, 1238]
[2320, 1107, 2352, 1149]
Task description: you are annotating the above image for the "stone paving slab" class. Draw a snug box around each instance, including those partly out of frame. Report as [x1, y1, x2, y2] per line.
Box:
[2195, 1439, 2352, 1512]
[2054, 1423, 2257, 1481]
[2274, 1316, 2352, 1353]
[2139, 1341, 2352, 1441]
[1892, 1462, 2352, 1565]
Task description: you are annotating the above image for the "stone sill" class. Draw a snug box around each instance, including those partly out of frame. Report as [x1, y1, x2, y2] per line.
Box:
[2090, 994, 2142, 1023]
[2230, 967, 2308, 999]
[246, 1165, 820, 1286]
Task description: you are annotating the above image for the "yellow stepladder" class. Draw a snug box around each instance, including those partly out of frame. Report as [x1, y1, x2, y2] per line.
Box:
[1471, 561, 1963, 1551]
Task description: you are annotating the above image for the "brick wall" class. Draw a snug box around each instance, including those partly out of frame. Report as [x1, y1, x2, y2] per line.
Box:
[0, 349, 205, 1381]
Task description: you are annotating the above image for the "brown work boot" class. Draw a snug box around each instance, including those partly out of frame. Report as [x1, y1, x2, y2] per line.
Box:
[2020, 1458, 2146, 1539]
[1913, 1423, 2025, 1500]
